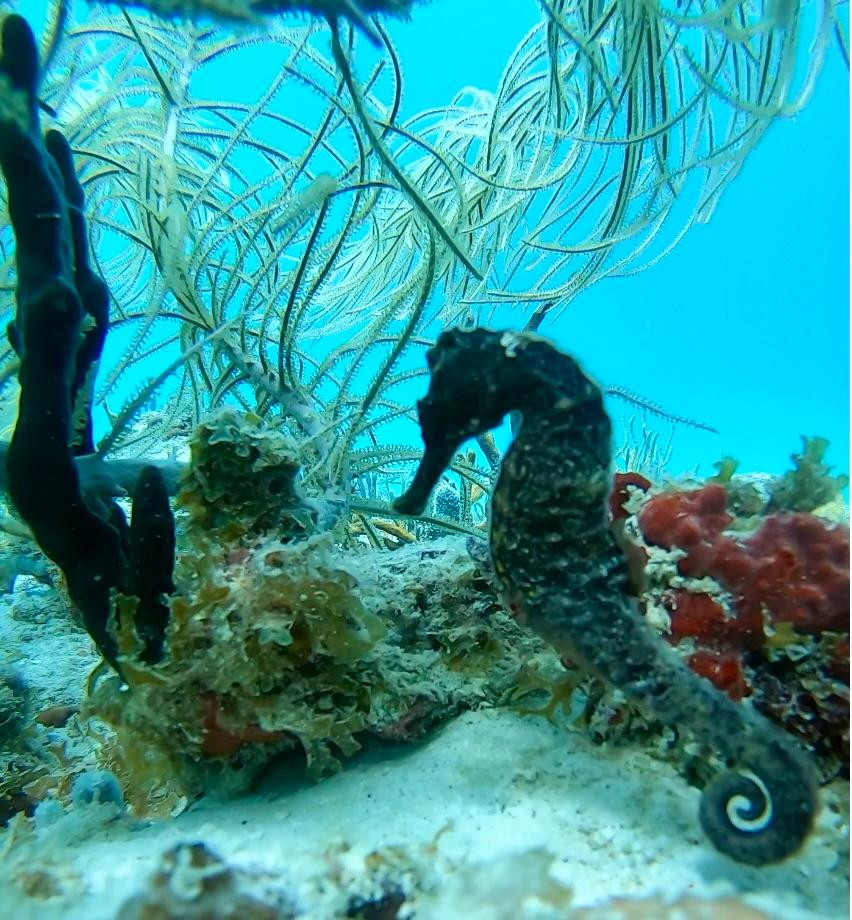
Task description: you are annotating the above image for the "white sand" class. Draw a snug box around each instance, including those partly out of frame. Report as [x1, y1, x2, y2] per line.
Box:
[1, 580, 848, 919]
[1, 704, 848, 919]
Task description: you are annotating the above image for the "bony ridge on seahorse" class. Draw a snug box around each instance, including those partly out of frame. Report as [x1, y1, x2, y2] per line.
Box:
[394, 327, 817, 866]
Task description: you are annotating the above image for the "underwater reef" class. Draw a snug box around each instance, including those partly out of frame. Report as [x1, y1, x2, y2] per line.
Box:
[635, 469, 849, 773]
[0, 1, 848, 916]
[87, 408, 553, 815]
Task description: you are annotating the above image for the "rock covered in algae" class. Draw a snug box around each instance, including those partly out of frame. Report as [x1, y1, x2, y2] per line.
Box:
[178, 408, 317, 537]
[87, 410, 553, 816]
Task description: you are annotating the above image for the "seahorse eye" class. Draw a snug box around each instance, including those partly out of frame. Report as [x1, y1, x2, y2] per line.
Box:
[436, 329, 461, 350]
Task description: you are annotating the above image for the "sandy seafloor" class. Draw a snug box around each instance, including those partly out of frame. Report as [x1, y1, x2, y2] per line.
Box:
[1, 580, 849, 920]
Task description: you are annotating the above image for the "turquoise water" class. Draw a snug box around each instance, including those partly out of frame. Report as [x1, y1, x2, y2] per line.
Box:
[387, 0, 850, 478]
[15, 0, 849, 479]
[7, 0, 847, 481]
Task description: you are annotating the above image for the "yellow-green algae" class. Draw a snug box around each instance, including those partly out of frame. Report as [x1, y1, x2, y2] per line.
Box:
[87, 410, 554, 816]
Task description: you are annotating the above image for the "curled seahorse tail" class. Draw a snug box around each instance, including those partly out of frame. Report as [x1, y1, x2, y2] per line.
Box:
[618, 651, 818, 865]
[699, 734, 818, 865]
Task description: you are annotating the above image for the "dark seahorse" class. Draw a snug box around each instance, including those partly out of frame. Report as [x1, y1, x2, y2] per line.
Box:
[394, 327, 817, 866]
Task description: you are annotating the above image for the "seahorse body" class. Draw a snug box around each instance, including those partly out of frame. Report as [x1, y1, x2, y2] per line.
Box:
[395, 327, 817, 866]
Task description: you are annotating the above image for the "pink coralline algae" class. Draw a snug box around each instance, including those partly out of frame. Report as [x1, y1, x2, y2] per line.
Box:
[742, 513, 849, 634]
[638, 483, 732, 558]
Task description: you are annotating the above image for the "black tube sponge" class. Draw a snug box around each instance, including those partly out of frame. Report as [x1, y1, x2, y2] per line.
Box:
[0, 15, 173, 671]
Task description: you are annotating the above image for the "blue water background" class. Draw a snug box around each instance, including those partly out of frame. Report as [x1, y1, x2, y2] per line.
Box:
[13, 0, 851, 480]
[388, 1, 850, 480]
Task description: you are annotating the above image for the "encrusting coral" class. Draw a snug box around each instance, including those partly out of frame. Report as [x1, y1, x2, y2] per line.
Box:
[639, 484, 849, 636]
[395, 327, 822, 866]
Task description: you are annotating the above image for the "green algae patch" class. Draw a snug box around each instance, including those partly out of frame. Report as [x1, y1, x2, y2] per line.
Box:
[87, 411, 547, 817]
[768, 436, 849, 513]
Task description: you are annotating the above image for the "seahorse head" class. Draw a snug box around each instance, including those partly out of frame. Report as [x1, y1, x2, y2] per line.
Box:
[394, 327, 529, 515]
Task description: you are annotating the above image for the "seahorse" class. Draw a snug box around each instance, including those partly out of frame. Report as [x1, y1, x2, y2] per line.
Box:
[394, 327, 817, 866]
